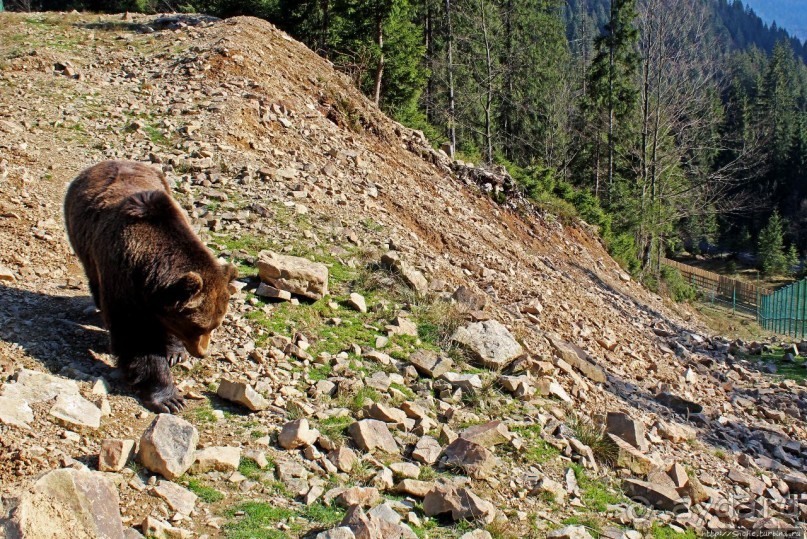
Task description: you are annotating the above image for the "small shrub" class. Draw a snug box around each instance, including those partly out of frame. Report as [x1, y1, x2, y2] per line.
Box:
[608, 232, 641, 275]
[659, 266, 697, 303]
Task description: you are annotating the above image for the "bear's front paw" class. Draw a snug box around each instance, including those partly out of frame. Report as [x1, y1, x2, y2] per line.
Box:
[142, 387, 186, 414]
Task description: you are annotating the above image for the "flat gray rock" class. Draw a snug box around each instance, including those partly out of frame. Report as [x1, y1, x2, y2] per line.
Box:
[152, 480, 197, 516]
[451, 320, 523, 369]
[0, 369, 81, 429]
[216, 379, 269, 411]
[348, 419, 398, 454]
[0, 395, 33, 429]
[49, 393, 102, 430]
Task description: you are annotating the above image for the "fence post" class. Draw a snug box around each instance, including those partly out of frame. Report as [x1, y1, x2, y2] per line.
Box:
[799, 280, 807, 340]
[757, 293, 770, 329]
[776, 289, 780, 334]
[795, 281, 801, 339]
[791, 284, 796, 337]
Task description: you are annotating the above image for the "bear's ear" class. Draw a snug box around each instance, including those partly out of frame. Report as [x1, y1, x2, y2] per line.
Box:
[123, 190, 172, 219]
[161, 272, 204, 311]
[223, 263, 239, 295]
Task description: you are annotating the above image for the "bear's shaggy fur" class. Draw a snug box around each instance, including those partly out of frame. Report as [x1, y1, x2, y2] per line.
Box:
[64, 160, 237, 412]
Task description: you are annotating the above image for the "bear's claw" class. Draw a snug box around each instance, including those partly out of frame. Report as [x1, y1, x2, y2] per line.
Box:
[142, 391, 186, 414]
[167, 353, 187, 367]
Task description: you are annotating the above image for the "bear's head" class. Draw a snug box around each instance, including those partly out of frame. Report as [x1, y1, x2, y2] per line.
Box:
[157, 263, 239, 357]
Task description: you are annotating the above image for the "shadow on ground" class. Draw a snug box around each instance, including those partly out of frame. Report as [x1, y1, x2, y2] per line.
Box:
[0, 283, 117, 385]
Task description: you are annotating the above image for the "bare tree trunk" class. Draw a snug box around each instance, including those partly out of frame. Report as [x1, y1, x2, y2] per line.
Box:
[480, 0, 493, 164]
[425, 0, 434, 123]
[639, 0, 655, 270]
[503, 0, 513, 159]
[321, 0, 330, 56]
[595, 143, 601, 198]
[445, 0, 456, 158]
[607, 0, 615, 201]
[373, 5, 384, 106]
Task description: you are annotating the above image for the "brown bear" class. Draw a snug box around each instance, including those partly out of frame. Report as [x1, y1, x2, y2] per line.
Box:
[64, 160, 237, 413]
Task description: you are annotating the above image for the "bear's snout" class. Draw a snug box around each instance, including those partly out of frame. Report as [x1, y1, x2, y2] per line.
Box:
[185, 332, 211, 358]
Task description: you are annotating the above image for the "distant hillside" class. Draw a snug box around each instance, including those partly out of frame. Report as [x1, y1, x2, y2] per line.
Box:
[745, 0, 807, 41]
[566, 0, 807, 61]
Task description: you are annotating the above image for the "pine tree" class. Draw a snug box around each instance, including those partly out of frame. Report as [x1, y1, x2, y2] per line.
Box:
[581, 0, 640, 200]
[758, 211, 789, 276]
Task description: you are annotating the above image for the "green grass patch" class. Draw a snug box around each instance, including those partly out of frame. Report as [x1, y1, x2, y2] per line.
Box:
[225, 502, 295, 539]
[512, 424, 561, 464]
[224, 501, 347, 538]
[389, 382, 416, 399]
[570, 463, 625, 512]
[188, 403, 217, 423]
[308, 363, 333, 381]
[246, 288, 389, 357]
[650, 524, 699, 539]
[212, 234, 275, 258]
[316, 415, 353, 441]
[183, 477, 224, 503]
[143, 124, 169, 146]
[338, 386, 381, 413]
[739, 346, 806, 382]
[299, 502, 345, 528]
[238, 457, 263, 480]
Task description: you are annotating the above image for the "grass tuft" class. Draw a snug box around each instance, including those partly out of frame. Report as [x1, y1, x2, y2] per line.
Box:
[567, 412, 618, 466]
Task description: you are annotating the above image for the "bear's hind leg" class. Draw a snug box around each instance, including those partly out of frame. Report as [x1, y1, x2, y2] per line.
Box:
[122, 354, 186, 413]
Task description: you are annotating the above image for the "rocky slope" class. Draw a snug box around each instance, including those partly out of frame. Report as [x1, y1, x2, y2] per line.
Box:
[0, 11, 805, 539]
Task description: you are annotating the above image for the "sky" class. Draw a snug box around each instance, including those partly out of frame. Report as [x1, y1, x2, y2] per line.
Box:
[745, 0, 807, 41]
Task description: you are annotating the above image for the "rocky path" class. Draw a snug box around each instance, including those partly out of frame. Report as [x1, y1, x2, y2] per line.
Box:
[0, 12, 806, 539]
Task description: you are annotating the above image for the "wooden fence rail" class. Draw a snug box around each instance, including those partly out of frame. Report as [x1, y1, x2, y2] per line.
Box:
[660, 258, 770, 316]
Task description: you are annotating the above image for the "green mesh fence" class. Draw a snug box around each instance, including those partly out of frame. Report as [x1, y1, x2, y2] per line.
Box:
[759, 279, 807, 338]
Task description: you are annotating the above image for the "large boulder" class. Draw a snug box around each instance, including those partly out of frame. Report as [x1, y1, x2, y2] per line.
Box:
[442, 438, 496, 479]
[138, 414, 199, 480]
[0, 468, 124, 538]
[257, 250, 329, 300]
[451, 320, 523, 369]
